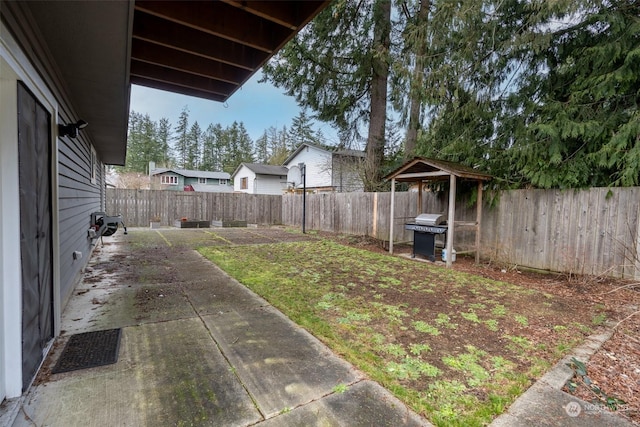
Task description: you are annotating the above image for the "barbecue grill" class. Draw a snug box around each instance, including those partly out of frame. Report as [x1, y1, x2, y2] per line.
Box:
[405, 213, 447, 261]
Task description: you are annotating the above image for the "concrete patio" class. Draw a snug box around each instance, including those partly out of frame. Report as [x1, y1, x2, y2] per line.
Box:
[10, 227, 430, 427]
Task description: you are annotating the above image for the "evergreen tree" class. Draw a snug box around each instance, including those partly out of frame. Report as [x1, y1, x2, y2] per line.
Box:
[187, 121, 202, 170]
[201, 124, 216, 171]
[156, 117, 172, 167]
[262, 0, 392, 190]
[123, 111, 165, 173]
[254, 131, 270, 163]
[288, 109, 318, 149]
[508, 0, 640, 188]
[173, 106, 190, 169]
[267, 126, 290, 165]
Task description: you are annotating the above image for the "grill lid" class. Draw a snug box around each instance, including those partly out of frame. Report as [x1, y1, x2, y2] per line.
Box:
[415, 213, 445, 226]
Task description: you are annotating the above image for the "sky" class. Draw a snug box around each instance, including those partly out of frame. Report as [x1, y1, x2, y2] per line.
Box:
[129, 71, 340, 145]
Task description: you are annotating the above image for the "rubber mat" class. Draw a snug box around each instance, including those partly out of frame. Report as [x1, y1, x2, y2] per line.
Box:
[52, 329, 122, 374]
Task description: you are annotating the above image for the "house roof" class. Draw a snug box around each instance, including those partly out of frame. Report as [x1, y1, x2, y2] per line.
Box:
[232, 163, 289, 178]
[151, 168, 230, 180]
[15, 1, 329, 166]
[283, 142, 365, 166]
[384, 157, 492, 182]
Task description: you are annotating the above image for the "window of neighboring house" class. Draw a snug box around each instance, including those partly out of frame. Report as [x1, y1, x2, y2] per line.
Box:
[198, 177, 207, 184]
[161, 175, 178, 185]
[240, 177, 248, 189]
[219, 179, 227, 185]
[90, 146, 97, 184]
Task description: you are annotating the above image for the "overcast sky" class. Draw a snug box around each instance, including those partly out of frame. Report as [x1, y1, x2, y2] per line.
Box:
[129, 71, 339, 145]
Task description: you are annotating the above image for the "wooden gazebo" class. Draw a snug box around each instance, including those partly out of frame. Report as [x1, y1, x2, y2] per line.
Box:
[385, 158, 492, 267]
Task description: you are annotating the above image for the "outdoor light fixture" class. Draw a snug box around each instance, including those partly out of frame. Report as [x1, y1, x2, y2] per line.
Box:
[58, 119, 88, 138]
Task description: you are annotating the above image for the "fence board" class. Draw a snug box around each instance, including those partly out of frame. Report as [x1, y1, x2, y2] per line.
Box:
[106, 189, 282, 227]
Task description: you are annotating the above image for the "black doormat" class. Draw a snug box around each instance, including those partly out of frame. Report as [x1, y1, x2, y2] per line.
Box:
[52, 328, 122, 374]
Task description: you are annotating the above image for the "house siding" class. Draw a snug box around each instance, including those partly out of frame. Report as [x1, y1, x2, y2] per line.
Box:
[289, 145, 333, 189]
[57, 135, 104, 306]
[233, 166, 257, 193]
[255, 174, 287, 195]
[184, 176, 233, 192]
[1, 2, 108, 399]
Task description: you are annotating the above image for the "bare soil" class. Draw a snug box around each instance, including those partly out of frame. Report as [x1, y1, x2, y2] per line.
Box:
[326, 233, 640, 424]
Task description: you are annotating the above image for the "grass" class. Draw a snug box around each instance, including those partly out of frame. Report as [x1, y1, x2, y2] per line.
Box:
[199, 239, 591, 426]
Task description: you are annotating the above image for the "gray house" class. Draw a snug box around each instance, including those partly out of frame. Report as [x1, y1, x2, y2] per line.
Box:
[0, 0, 328, 405]
[150, 168, 232, 193]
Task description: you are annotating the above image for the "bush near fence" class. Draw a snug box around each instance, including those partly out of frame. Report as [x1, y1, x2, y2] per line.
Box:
[108, 188, 640, 279]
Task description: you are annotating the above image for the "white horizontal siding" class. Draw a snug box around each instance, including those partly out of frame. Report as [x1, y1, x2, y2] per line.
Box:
[255, 174, 287, 195]
[286, 145, 332, 188]
[233, 165, 256, 193]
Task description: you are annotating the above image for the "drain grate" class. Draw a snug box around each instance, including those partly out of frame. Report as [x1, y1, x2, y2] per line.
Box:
[52, 329, 122, 374]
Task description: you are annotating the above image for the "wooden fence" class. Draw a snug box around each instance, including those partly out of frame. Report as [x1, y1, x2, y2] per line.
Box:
[107, 187, 640, 278]
[283, 188, 640, 279]
[106, 189, 282, 226]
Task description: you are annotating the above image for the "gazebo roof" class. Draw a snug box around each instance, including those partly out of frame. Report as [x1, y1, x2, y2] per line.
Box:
[384, 157, 492, 182]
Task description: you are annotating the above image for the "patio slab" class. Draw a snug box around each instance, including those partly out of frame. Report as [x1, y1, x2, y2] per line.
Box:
[12, 228, 431, 427]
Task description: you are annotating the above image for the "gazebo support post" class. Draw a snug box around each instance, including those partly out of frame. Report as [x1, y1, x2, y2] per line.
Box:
[446, 174, 456, 268]
[389, 178, 396, 254]
[417, 181, 423, 215]
[475, 181, 483, 264]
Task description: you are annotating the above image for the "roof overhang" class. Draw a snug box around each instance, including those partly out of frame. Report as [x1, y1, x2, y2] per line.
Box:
[20, 1, 330, 166]
[24, 1, 132, 165]
[384, 157, 492, 183]
[130, 1, 330, 102]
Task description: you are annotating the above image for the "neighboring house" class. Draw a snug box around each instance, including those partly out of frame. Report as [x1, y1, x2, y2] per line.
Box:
[150, 168, 232, 193]
[231, 163, 289, 195]
[284, 143, 365, 193]
[0, 0, 327, 406]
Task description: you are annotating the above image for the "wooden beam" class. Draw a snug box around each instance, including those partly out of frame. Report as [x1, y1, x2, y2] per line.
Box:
[446, 174, 456, 268]
[476, 180, 483, 264]
[389, 178, 396, 254]
[417, 181, 423, 215]
[131, 39, 251, 85]
[133, 11, 266, 71]
[135, 1, 292, 53]
[222, 1, 328, 30]
[129, 76, 227, 102]
[130, 60, 238, 96]
[396, 171, 449, 179]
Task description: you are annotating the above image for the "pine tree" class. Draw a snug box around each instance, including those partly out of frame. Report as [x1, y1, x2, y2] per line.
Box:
[156, 117, 172, 167]
[262, 0, 392, 190]
[254, 131, 270, 164]
[289, 110, 318, 149]
[187, 121, 202, 170]
[173, 106, 190, 169]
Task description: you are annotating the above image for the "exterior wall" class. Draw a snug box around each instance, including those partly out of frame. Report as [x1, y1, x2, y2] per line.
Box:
[286, 145, 333, 189]
[57, 134, 104, 307]
[331, 155, 364, 192]
[0, 56, 23, 401]
[255, 174, 287, 195]
[184, 176, 233, 193]
[153, 172, 184, 191]
[233, 165, 257, 194]
[1, 4, 106, 398]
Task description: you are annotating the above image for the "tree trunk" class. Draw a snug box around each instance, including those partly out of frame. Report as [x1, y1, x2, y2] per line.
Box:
[404, 0, 430, 159]
[364, 0, 392, 191]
